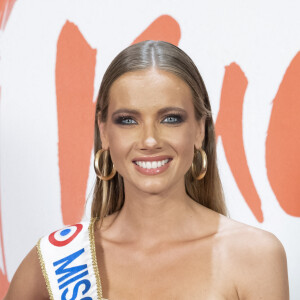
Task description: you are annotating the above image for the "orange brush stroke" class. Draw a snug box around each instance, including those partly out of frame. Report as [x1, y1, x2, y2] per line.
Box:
[215, 63, 263, 222]
[56, 21, 96, 225]
[0, 0, 17, 30]
[0, 183, 9, 300]
[0, 230, 9, 298]
[0, 92, 9, 296]
[266, 51, 300, 216]
[132, 15, 181, 45]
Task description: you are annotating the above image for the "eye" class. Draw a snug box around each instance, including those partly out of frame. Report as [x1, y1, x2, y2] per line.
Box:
[162, 114, 183, 124]
[114, 116, 137, 125]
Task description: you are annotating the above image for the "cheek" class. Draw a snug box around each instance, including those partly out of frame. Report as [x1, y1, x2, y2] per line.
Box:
[106, 128, 134, 168]
[166, 127, 195, 165]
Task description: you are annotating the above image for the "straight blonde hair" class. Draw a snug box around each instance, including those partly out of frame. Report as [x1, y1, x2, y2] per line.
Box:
[92, 40, 227, 222]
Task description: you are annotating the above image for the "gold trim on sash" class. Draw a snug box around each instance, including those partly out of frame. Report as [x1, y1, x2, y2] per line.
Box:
[89, 217, 103, 299]
[36, 238, 55, 300]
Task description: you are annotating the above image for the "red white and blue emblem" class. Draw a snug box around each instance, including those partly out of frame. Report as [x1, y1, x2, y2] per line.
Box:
[48, 224, 83, 247]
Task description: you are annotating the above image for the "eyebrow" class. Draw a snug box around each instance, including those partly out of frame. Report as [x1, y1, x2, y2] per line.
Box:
[111, 106, 187, 118]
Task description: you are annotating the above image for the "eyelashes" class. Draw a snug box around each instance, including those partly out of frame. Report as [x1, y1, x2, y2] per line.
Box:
[114, 116, 137, 125]
[161, 115, 183, 124]
[113, 113, 185, 126]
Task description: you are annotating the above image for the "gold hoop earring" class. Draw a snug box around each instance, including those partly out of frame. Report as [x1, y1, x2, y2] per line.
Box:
[94, 149, 116, 181]
[191, 148, 207, 180]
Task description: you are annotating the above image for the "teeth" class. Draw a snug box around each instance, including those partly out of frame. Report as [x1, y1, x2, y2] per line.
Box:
[135, 159, 170, 169]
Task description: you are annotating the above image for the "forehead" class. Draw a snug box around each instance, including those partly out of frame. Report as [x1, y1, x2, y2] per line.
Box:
[108, 68, 194, 111]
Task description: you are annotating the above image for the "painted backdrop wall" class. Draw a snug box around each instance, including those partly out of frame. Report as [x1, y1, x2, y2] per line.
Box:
[0, 0, 299, 298]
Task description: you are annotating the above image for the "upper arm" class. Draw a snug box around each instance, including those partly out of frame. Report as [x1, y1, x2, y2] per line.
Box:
[4, 245, 49, 300]
[235, 230, 289, 300]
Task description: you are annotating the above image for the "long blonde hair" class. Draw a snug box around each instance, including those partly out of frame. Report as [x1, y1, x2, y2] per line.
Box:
[92, 40, 227, 221]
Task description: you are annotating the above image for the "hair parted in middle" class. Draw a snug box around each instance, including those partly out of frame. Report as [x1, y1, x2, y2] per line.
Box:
[92, 40, 227, 224]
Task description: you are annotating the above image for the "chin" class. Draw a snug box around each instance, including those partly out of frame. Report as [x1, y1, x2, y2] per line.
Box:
[136, 179, 172, 194]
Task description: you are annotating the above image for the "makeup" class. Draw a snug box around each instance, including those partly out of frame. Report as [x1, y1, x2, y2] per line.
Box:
[131, 156, 173, 175]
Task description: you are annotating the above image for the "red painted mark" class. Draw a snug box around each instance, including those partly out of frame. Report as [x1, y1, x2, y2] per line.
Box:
[215, 63, 264, 222]
[56, 21, 97, 225]
[0, 182, 9, 300]
[0, 0, 17, 30]
[266, 51, 300, 216]
[132, 14, 181, 45]
[0, 90, 9, 298]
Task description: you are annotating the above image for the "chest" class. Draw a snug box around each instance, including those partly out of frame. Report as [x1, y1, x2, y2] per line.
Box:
[95, 240, 238, 300]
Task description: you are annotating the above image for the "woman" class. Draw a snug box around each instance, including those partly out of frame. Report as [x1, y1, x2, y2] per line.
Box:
[5, 40, 289, 299]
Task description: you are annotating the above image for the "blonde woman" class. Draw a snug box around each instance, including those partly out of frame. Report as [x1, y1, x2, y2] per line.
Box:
[5, 40, 289, 299]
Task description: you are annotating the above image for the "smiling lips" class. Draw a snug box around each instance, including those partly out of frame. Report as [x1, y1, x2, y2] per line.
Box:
[132, 156, 173, 175]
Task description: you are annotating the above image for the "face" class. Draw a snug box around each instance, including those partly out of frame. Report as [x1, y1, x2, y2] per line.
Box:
[99, 68, 205, 196]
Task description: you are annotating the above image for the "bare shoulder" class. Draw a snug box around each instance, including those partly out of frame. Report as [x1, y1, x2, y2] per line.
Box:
[217, 215, 289, 300]
[216, 215, 286, 256]
[4, 244, 49, 300]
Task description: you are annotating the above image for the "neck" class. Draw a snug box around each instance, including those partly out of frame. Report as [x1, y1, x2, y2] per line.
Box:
[103, 178, 200, 247]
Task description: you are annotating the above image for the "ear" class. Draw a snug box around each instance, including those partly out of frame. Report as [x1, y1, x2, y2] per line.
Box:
[194, 117, 205, 149]
[97, 115, 109, 149]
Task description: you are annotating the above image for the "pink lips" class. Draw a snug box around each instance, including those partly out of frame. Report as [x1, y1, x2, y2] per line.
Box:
[132, 156, 173, 175]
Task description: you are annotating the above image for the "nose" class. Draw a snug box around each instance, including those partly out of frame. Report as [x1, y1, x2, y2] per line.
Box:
[139, 121, 161, 150]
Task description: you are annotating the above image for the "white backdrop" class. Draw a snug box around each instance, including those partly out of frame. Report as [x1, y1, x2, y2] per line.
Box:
[0, 0, 299, 298]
